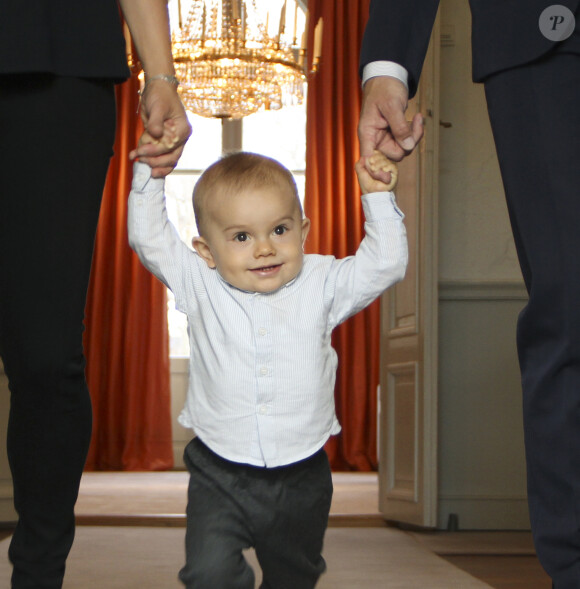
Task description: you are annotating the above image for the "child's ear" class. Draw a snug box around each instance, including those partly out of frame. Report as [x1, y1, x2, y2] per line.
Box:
[301, 217, 311, 246]
[192, 236, 216, 268]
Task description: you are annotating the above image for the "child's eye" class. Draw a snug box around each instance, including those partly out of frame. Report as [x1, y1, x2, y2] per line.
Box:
[273, 225, 287, 236]
[234, 232, 249, 242]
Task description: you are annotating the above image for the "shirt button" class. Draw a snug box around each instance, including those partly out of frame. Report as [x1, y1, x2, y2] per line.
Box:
[258, 405, 268, 415]
[258, 327, 267, 336]
[259, 366, 268, 376]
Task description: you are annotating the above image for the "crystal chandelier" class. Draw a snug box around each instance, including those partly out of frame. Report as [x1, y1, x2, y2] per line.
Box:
[171, 0, 308, 119]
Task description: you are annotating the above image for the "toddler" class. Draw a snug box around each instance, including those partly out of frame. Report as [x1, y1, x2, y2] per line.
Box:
[128, 149, 406, 588]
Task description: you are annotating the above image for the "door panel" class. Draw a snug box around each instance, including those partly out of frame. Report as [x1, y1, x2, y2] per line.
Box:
[378, 14, 440, 528]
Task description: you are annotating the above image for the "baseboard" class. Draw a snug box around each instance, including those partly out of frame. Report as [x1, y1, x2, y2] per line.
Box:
[438, 495, 530, 530]
[439, 280, 527, 301]
[75, 513, 388, 529]
[76, 514, 186, 528]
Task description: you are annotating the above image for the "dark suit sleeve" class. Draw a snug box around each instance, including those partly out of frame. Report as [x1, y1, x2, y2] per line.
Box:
[469, 0, 580, 82]
[359, 0, 440, 98]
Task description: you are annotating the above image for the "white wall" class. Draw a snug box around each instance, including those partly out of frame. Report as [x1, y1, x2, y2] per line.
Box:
[438, 1, 520, 282]
[436, 0, 529, 530]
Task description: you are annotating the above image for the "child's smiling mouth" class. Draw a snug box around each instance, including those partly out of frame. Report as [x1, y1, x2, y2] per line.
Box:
[250, 264, 282, 276]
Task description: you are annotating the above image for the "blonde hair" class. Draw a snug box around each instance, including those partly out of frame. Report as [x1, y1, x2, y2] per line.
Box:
[193, 152, 301, 235]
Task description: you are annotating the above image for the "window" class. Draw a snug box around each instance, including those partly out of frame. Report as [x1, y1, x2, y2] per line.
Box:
[165, 0, 308, 356]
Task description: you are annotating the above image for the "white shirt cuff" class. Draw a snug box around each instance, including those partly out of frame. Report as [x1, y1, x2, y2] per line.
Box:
[362, 61, 409, 91]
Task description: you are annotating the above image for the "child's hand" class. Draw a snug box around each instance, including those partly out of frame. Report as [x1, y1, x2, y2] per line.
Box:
[137, 124, 180, 151]
[355, 150, 398, 194]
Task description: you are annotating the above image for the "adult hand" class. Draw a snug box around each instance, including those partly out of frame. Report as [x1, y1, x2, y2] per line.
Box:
[129, 79, 192, 178]
[358, 76, 424, 164]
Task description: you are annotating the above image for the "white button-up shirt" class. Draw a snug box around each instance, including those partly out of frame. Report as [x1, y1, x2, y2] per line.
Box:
[128, 162, 408, 467]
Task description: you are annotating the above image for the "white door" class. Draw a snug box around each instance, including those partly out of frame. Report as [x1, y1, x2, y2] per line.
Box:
[378, 14, 440, 528]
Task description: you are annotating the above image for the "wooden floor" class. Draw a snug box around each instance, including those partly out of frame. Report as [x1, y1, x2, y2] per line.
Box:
[407, 530, 551, 588]
[444, 554, 550, 589]
[0, 526, 550, 588]
[0, 471, 552, 588]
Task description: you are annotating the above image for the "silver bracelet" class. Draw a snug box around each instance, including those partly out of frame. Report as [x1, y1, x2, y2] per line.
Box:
[142, 74, 180, 92]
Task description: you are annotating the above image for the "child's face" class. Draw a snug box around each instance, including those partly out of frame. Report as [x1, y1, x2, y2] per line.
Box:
[193, 184, 310, 293]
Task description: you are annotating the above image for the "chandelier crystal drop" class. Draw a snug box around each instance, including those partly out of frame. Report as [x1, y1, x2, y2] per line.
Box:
[171, 0, 307, 119]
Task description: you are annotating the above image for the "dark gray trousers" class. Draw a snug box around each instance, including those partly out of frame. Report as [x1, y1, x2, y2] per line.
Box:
[179, 438, 333, 589]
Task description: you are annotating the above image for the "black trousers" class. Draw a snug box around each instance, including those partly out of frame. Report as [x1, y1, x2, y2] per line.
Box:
[485, 51, 580, 588]
[0, 74, 116, 588]
[180, 438, 333, 589]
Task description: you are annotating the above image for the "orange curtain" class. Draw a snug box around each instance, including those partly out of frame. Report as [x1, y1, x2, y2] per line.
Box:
[83, 75, 174, 471]
[305, 0, 377, 471]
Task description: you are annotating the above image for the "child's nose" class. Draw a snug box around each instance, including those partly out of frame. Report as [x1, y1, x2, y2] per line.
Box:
[254, 238, 275, 257]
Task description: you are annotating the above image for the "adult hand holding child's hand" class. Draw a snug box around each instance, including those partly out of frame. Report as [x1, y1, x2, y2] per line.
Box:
[355, 150, 398, 194]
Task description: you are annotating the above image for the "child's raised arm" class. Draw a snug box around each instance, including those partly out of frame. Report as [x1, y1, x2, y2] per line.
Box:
[355, 150, 398, 194]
